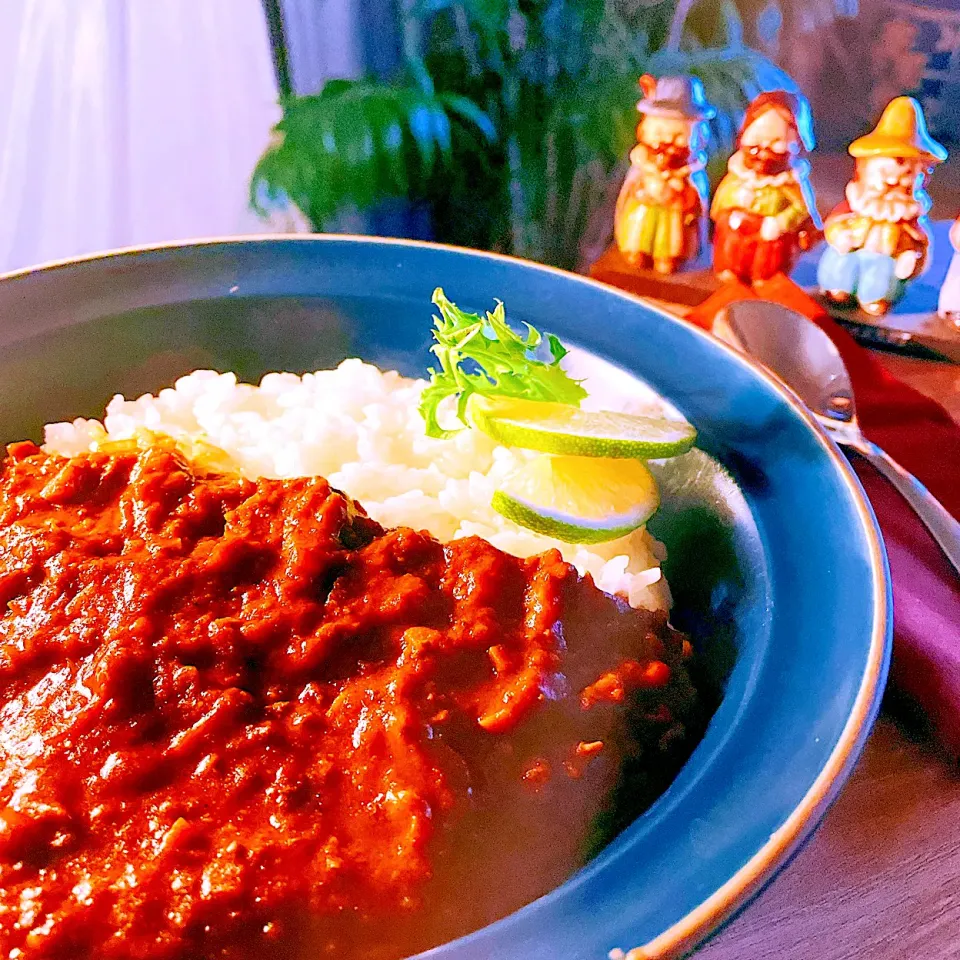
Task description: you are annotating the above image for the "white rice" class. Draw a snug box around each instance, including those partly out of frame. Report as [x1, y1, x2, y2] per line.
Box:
[42, 354, 675, 612]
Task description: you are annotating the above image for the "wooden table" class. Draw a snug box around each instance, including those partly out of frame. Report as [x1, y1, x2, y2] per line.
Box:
[700, 714, 960, 960]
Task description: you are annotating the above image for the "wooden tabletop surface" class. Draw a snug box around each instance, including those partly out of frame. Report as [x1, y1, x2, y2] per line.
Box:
[699, 714, 960, 960]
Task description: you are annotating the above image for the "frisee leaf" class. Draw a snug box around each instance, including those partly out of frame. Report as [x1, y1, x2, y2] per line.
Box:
[419, 288, 587, 438]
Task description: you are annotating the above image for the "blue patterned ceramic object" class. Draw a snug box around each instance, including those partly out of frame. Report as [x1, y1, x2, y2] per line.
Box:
[0, 237, 890, 960]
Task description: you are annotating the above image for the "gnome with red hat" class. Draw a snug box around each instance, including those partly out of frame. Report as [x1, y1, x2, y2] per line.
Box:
[614, 74, 716, 275]
[710, 90, 820, 285]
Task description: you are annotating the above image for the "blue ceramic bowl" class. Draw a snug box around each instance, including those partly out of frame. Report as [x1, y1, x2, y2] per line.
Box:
[0, 237, 890, 960]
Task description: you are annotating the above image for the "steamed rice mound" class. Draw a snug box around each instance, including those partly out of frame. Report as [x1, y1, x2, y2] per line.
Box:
[43, 360, 671, 612]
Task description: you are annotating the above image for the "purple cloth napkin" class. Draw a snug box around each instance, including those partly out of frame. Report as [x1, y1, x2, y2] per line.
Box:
[842, 337, 960, 756]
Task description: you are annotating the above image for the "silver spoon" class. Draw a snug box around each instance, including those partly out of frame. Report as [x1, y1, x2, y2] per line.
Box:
[713, 299, 960, 575]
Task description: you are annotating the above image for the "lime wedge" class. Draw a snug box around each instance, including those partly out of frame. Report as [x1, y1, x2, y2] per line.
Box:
[492, 454, 659, 544]
[468, 396, 696, 459]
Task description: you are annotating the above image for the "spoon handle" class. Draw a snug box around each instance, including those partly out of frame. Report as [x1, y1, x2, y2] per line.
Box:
[851, 438, 960, 576]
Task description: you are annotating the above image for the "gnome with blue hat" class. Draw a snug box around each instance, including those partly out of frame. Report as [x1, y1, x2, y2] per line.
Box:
[614, 74, 716, 275]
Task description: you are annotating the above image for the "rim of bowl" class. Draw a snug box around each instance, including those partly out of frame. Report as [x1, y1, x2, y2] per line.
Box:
[0, 234, 892, 959]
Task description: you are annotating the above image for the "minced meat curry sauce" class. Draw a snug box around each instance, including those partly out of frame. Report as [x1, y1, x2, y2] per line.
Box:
[0, 441, 699, 959]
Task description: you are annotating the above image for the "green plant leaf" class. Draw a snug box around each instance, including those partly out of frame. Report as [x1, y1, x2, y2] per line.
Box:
[460, 0, 511, 42]
[250, 80, 495, 228]
[720, 1, 745, 48]
[419, 288, 586, 438]
[440, 93, 498, 142]
[317, 78, 357, 100]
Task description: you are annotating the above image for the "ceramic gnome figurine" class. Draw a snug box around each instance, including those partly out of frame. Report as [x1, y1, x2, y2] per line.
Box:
[818, 96, 946, 316]
[614, 74, 716, 274]
[710, 91, 820, 285]
[939, 214, 960, 325]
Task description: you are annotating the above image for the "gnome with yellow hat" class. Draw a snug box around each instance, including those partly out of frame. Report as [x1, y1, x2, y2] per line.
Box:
[817, 96, 947, 316]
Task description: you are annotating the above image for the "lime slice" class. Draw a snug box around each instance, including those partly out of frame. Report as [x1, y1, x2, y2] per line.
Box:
[468, 396, 696, 459]
[492, 454, 659, 544]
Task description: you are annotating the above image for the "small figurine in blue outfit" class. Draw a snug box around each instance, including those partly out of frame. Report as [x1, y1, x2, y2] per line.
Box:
[817, 97, 947, 317]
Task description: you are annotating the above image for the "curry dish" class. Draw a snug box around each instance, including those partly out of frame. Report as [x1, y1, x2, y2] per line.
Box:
[0, 440, 699, 959]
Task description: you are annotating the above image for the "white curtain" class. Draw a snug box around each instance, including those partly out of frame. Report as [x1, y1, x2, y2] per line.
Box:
[0, 0, 285, 274]
[281, 0, 362, 95]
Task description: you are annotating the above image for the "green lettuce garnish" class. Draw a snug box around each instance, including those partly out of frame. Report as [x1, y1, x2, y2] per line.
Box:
[419, 288, 587, 439]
